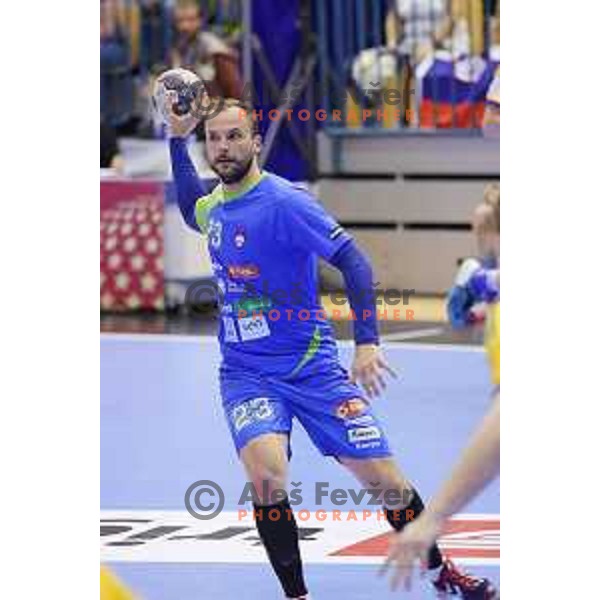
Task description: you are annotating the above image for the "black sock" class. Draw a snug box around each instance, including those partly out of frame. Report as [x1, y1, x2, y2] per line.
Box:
[253, 499, 308, 598]
[385, 489, 444, 570]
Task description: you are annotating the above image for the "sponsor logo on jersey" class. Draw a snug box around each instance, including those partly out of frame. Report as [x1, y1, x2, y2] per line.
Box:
[227, 280, 249, 293]
[233, 296, 273, 314]
[222, 316, 239, 342]
[228, 264, 260, 280]
[238, 314, 271, 341]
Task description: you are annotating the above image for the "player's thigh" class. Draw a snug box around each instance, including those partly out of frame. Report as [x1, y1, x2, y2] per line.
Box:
[221, 371, 292, 494]
[287, 365, 393, 460]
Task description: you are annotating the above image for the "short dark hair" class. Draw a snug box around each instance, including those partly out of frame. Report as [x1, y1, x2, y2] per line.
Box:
[206, 98, 260, 136]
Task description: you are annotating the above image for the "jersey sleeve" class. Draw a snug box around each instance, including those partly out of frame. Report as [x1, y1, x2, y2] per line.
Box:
[169, 137, 207, 232]
[276, 189, 352, 260]
[195, 188, 221, 234]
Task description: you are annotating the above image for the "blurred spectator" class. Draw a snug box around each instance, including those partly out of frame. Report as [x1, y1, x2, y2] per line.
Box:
[482, 67, 499, 136]
[101, 117, 125, 174]
[488, 0, 499, 59]
[203, 0, 243, 46]
[170, 0, 242, 99]
[451, 0, 484, 56]
[139, 0, 171, 72]
[385, 0, 484, 63]
[101, 0, 141, 129]
[386, 0, 447, 63]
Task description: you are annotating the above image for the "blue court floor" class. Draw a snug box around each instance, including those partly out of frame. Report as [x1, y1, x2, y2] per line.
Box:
[101, 334, 499, 599]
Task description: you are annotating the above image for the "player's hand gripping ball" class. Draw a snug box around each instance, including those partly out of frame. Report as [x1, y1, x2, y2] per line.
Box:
[152, 68, 206, 122]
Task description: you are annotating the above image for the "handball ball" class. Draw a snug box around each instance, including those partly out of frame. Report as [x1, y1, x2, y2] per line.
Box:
[152, 68, 205, 122]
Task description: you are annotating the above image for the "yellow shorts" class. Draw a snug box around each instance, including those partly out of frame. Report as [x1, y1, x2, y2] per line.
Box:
[100, 566, 136, 600]
[485, 303, 500, 386]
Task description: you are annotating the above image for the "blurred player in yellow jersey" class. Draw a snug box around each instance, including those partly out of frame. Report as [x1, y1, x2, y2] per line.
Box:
[475, 183, 500, 386]
[100, 566, 137, 600]
[382, 185, 500, 594]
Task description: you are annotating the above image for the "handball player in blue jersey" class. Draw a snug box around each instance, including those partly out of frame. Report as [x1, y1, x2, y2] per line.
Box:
[166, 94, 496, 599]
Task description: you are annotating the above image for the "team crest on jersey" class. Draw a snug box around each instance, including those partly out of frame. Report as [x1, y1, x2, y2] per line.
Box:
[233, 226, 246, 248]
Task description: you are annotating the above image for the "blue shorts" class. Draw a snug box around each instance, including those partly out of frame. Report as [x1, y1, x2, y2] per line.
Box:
[220, 362, 393, 460]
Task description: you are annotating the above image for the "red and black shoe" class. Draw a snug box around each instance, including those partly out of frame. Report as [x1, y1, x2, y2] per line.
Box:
[432, 559, 498, 599]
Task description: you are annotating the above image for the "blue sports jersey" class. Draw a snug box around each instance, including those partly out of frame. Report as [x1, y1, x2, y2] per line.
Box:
[169, 141, 392, 460]
[196, 171, 353, 377]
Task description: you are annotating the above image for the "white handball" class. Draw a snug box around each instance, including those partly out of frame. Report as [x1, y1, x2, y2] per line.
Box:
[152, 68, 205, 123]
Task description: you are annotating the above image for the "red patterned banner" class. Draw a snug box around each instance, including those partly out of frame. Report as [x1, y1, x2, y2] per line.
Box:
[100, 181, 165, 311]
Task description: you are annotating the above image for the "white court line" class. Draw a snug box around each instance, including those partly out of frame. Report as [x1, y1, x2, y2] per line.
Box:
[100, 332, 483, 352]
[381, 326, 445, 342]
[100, 332, 216, 344]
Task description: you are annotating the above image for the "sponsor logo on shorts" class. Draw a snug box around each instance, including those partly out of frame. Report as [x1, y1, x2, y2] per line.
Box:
[335, 399, 367, 420]
[348, 426, 381, 443]
[354, 441, 382, 450]
[228, 264, 260, 280]
[345, 415, 375, 427]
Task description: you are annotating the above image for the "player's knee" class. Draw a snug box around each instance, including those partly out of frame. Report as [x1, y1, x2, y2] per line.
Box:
[247, 464, 287, 504]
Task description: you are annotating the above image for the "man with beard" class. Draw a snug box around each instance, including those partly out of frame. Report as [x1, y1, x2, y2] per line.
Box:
[166, 97, 497, 600]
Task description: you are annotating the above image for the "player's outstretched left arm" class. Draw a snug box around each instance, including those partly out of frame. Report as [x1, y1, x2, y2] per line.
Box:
[329, 241, 397, 398]
[164, 93, 206, 232]
[381, 393, 500, 591]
